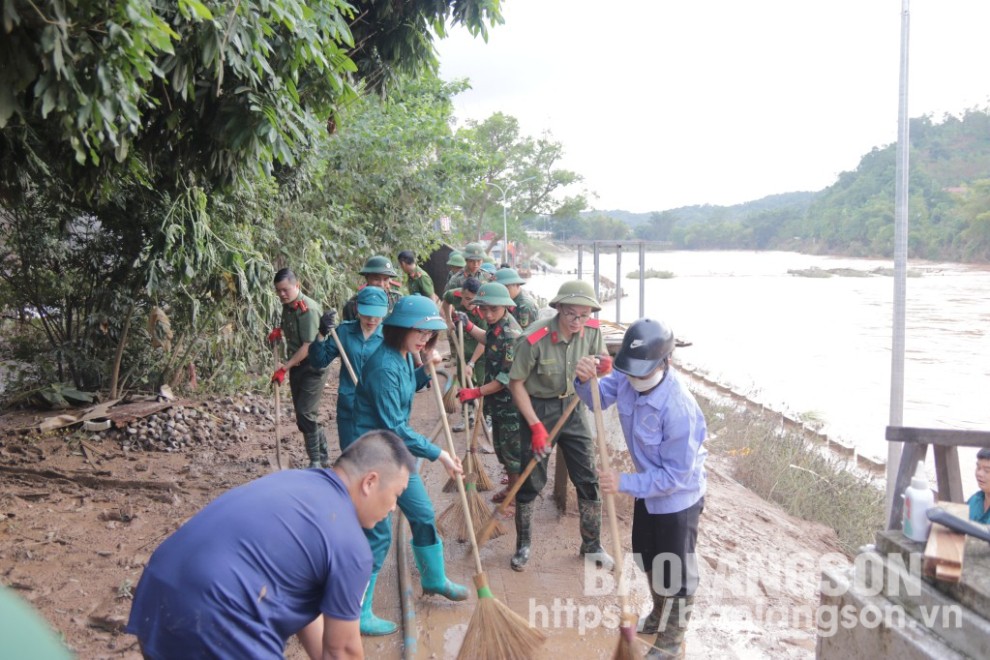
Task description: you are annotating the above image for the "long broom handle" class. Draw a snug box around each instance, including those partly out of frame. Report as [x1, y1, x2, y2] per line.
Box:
[467, 397, 485, 473]
[272, 343, 283, 470]
[428, 361, 485, 574]
[590, 376, 631, 624]
[476, 395, 580, 544]
[328, 327, 359, 385]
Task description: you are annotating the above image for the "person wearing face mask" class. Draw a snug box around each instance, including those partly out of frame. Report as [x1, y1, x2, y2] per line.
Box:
[574, 318, 707, 660]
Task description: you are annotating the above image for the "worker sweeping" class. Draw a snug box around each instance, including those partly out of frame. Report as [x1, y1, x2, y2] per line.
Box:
[126, 431, 415, 659]
[494, 267, 540, 329]
[455, 282, 524, 514]
[441, 276, 488, 432]
[341, 255, 403, 322]
[352, 295, 467, 636]
[507, 280, 614, 572]
[269, 268, 329, 469]
[574, 318, 707, 660]
[307, 287, 388, 450]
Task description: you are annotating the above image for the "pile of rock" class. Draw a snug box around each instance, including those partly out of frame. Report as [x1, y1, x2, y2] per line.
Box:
[113, 393, 283, 453]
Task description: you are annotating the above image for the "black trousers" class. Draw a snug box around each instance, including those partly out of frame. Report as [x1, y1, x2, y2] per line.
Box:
[631, 496, 704, 597]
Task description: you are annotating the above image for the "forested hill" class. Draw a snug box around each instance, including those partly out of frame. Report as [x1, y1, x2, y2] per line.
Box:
[611, 109, 990, 262]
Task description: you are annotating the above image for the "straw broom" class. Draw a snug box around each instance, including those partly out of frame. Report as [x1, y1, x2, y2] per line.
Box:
[475, 396, 581, 546]
[443, 395, 494, 493]
[437, 392, 505, 542]
[427, 362, 546, 660]
[590, 376, 641, 660]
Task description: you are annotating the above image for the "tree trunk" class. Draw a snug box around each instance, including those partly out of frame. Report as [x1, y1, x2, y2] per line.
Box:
[109, 301, 137, 399]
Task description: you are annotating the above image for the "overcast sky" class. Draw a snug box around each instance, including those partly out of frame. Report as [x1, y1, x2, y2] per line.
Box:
[436, 1, 990, 213]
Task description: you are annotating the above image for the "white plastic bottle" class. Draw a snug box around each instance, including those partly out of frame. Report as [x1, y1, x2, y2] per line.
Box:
[902, 460, 935, 542]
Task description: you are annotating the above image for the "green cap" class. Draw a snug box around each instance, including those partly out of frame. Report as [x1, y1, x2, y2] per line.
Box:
[463, 243, 486, 261]
[446, 251, 466, 267]
[548, 280, 601, 311]
[359, 255, 398, 277]
[383, 296, 447, 330]
[474, 282, 516, 307]
[494, 268, 526, 286]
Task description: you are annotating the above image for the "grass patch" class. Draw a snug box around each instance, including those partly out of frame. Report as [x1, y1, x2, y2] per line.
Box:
[701, 397, 884, 556]
[626, 269, 674, 280]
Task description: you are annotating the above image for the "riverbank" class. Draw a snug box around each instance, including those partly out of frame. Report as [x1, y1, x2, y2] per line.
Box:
[0, 337, 850, 658]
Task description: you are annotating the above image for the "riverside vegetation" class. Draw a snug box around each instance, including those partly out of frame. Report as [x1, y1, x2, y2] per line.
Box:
[701, 397, 885, 556]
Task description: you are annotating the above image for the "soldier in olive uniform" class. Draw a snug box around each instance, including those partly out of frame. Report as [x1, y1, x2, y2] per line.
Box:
[269, 268, 330, 468]
[444, 242, 494, 293]
[396, 250, 436, 301]
[495, 268, 540, 330]
[454, 282, 524, 512]
[507, 280, 615, 572]
[342, 256, 403, 322]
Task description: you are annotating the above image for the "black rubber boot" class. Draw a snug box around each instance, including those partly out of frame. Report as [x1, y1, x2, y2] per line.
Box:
[644, 595, 693, 659]
[578, 498, 615, 571]
[303, 432, 322, 469]
[511, 500, 534, 571]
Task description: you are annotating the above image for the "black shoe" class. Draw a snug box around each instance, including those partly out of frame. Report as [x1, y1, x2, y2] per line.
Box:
[511, 545, 531, 572]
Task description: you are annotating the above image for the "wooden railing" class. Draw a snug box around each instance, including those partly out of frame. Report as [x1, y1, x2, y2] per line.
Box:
[885, 426, 990, 530]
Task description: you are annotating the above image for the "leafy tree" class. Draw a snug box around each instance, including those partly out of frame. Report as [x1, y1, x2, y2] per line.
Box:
[454, 112, 586, 248]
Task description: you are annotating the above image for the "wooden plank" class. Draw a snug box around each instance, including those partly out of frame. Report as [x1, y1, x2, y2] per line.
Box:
[933, 444, 964, 503]
[886, 426, 990, 448]
[887, 442, 927, 531]
[923, 502, 968, 584]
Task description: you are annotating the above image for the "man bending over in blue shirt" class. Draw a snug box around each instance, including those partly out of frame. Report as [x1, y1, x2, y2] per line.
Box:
[126, 430, 414, 660]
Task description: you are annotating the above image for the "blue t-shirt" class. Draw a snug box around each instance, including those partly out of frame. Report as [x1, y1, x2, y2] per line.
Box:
[126, 469, 371, 658]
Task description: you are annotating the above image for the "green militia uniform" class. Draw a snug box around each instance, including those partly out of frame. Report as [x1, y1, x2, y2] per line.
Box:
[509, 315, 606, 554]
[342, 287, 402, 322]
[511, 289, 540, 330]
[442, 288, 488, 386]
[483, 313, 523, 474]
[444, 267, 494, 294]
[280, 292, 330, 466]
[406, 265, 435, 298]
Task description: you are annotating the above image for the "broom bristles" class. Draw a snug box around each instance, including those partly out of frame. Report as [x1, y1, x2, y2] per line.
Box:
[456, 574, 546, 660]
[443, 448, 495, 493]
[611, 623, 641, 660]
[437, 479, 505, 543]
[442, 384, 459, 414]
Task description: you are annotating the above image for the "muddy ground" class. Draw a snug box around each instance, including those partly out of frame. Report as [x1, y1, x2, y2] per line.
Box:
[0, 342, 847, 658]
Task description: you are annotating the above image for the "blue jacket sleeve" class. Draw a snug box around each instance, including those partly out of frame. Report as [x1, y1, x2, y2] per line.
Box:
[307, 336, 340, 370]
[413, 365, 432, 391]
[369, 370, 441, 461]
[574, 372, 620, 411]
[618, 398, 705, 499]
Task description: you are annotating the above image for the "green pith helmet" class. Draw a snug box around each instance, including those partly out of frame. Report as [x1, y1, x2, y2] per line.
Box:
[549, 280, 601, 311]
[494, 268, 526, 286]
[474, 282, 516, 307]
[359, 255, 398, 277]
[447, 251, 466, 267]
[482, 254, 496, 265]
[383, 295, 447, 330]
[463, 242, 486, 261]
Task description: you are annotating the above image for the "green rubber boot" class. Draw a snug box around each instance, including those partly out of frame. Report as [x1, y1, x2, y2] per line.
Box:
[645, 595, 693, 659]
[317, 428, 329, 467]
[303, 432, 322, 469]
[359, 572, 398, 636]
[637, 571, 670, 635]
[578, 498, 615, 571]
[412, 541, 468, 601]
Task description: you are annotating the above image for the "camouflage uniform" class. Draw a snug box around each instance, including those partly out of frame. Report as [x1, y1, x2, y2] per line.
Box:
[280, 292, 330, 465]
[342, 287, 402, 322]
[483, 313, 523, 474]
[511, 289, 540, 330]
[443, 266, 493, 294]
[442, 288, 488, 386]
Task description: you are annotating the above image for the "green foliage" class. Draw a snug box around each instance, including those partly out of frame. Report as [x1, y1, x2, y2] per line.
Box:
[0, 0, 503, 401]
[613, 110, 990, 262]
[455, 112, 587, 248]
